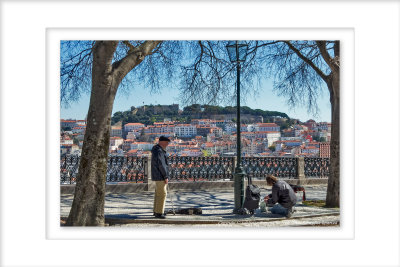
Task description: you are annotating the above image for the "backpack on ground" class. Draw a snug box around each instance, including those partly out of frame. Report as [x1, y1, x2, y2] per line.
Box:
[242, 175, 261, 214]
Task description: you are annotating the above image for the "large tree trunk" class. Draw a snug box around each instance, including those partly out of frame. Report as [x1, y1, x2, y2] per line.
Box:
[65, 41, 161, 226]
[66, 42, 118, 226]
[325, 71, 340, 208]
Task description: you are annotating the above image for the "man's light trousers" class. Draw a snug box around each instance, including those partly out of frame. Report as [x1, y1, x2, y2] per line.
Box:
[154, 181, 167, 214]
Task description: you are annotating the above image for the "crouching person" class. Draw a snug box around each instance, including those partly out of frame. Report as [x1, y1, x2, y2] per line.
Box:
[264, 175, 297, 218]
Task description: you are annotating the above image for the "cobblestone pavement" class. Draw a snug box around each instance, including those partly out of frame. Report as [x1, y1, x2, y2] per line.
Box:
[61, 185, 340, 227]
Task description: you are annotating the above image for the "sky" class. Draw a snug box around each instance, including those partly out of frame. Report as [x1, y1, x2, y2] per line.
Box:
[61, 78, 332, 123]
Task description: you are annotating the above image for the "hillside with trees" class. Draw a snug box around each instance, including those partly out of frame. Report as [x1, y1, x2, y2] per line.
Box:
[111, 104, 290, 127]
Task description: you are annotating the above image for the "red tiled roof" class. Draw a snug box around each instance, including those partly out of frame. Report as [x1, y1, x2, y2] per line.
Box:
[254, 131, 280, 134]
[125, 123, 145, 126]
[256, 123, 279, 127]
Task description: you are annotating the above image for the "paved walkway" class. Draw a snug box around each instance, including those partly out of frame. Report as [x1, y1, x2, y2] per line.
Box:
[61, 185, 340, 227]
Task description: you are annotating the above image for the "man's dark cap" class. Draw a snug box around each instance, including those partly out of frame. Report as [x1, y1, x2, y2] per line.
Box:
[159, 136, 171, 142]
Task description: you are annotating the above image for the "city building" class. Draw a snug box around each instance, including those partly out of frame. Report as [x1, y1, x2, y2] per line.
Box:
[122, 139, 136, 151]
[124, 123, 145, 132]
[301, 144, 320, 156]
[196, 125, 212, 137]
[76, 120, 86, 126]
[61, 119, 77, 129]
[191, 119, 217, 127]
[304, 119, 317, 130]
[60, 115, 331, 158]
[210, 127, 223, 137]
[71, 126, 86, 134]
[130, 142, 154, 151]
[60, 144, 79, 154]
[174, 124, 197, 137]
[111, 126, 122, 137]
[109, 137, 124, 152]
[60, 136, 73, 145]
[144, 124, 175, 134]
[126, 131, 139, 140]
[254, 123, 280, 132]
[319, 142, 330, 158]
[224, 123, 236, 134]
[275, 140, 303, 152]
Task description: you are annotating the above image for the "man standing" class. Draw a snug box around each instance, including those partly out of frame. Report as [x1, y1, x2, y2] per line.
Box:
[264, 175, 297, 218]
[151, 136, 171, 219]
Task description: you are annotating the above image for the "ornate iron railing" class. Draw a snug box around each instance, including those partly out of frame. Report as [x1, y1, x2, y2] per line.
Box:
[107, 156, 147, 183]
[60, 155, 330, 184]
[242, 157, 298, 179]
[168, 156, 234, 182]
[304, 157, 330, 178]
[60, 155, 80, 184]
[60, 155, 147, 184]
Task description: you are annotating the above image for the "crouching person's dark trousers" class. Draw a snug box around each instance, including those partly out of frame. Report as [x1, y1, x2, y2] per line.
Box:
[269, 203, 294, 216]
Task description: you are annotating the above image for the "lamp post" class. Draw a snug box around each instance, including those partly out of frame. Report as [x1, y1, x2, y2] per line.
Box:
[226, 41, 248, 213]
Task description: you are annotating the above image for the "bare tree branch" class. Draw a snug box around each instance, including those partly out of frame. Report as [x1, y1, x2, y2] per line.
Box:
[315, 41, 338, 72]
[284, 41, 329, 82]
[112, 41, 162, 83]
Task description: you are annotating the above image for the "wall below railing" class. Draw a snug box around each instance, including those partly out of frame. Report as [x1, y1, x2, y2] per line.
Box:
[60, 178, 328, 194]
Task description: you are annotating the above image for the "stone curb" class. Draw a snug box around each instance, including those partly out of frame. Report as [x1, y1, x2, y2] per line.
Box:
[61, 212, 340, 226]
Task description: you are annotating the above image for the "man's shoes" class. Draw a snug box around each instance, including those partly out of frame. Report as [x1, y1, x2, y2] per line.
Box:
[153, 212, 167, 216]
[154, 213, 166, 219]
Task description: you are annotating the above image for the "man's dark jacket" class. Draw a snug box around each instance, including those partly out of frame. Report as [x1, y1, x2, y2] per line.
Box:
[267, 180, 297, 208]
[151, 144, 169, 181]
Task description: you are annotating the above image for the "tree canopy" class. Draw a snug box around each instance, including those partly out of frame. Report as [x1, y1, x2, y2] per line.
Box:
[61, 40, 331, 114]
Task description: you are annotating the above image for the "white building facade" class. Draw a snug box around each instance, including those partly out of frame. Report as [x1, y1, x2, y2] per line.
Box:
[124, 123, 145, 132]
[174, 124, 197, 137]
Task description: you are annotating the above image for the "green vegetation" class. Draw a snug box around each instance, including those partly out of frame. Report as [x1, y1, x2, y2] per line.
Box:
[302, 200, 339, 209]
[302, 200, 326, 207]
[111, 104, 290, 126]
[182, 104, 289, 119]
[279, 119, 298, 131]
[73, 137, 79, 145]
[314, 136, 327, 142]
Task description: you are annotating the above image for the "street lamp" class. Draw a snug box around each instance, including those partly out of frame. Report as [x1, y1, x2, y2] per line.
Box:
[226, 41, 248, 213]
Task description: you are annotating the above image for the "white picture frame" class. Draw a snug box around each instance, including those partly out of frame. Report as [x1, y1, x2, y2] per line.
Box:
[1, 0, 399, 266]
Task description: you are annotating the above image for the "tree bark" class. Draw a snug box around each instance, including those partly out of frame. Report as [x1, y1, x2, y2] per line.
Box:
[66, 41, 119, 226]
[325, 70, 340, 208]
[65, 41, 161, 226]
[315, 41, 340, 208]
